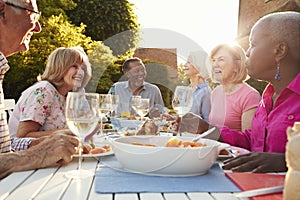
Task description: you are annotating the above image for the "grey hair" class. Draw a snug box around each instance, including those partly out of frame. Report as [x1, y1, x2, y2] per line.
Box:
[187, 50, 210, 80]
[254, 11, 300, 63]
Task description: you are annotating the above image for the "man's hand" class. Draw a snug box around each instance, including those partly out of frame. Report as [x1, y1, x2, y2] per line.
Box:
[222, 152, 287, 173]
[28, 133, 79, 168]
[29, 129, 75, 147]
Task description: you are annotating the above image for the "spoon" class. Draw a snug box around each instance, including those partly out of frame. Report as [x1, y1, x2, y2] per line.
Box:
[192, 127, 217, 142]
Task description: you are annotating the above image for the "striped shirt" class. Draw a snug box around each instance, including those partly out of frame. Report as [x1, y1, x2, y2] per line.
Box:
[0, 52, 32, 153]
[0, 53, 11, 153]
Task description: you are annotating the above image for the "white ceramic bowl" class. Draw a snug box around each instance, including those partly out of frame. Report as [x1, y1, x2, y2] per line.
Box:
[109, 135, 222, 177]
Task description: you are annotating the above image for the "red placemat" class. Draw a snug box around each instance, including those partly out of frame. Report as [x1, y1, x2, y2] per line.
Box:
[225, 172, 285, 200]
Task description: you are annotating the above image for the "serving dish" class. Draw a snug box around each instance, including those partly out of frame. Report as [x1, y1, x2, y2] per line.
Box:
[109, 135, 224, 177]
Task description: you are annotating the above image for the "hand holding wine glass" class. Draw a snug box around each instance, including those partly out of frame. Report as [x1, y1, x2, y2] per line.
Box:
[65, 92, 99, 179]
[172, 86, 193, 117]
[171, 86, 193, 135]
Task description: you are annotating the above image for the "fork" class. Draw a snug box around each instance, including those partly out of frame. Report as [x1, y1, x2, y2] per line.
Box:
[192, 127, 217, 142]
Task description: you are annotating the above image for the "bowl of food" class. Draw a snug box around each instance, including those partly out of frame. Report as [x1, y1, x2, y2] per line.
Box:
[109, 135, 222, 177]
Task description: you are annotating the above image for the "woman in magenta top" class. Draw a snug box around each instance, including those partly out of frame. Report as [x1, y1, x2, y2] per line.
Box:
[178, 11, 300, 173]
[208, 44, 260, 132]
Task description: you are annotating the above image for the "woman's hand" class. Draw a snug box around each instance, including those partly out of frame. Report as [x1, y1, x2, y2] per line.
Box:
[222, 152, 287, 173]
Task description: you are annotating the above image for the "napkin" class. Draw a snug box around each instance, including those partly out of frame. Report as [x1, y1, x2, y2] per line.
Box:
[94, 156, 240, 194]
[225, 172, 285, 200]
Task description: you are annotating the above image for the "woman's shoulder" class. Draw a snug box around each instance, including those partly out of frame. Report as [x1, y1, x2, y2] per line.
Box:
[27, 81, 55, 89]
[211, 85, 223, 93]
[21, 81, 59, 97]
[241, 83, 260, 95]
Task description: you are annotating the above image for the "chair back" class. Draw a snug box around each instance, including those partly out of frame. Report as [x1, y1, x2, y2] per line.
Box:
[4, 99, 15, 118]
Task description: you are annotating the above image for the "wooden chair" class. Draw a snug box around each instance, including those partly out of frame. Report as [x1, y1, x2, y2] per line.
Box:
[4, 99, 15, 119]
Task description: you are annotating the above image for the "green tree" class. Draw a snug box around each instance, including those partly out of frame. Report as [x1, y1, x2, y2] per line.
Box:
[37, 0, 77, 18]
[66, 0, 140, 57]
[4, 14, 114, 100]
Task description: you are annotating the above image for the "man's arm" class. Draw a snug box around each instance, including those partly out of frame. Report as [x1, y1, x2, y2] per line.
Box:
[0, 133, 78, 179]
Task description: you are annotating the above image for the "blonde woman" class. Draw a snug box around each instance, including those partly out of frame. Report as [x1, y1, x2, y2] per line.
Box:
[9, 46, 92, 138]
[209, 44, 260, 132]
[183, 49, 211, 121]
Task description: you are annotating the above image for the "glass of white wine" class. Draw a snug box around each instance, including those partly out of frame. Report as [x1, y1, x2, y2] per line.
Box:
[172, 86, 193, 117]
[135, 98, 150, 118]
[98, 94, 112, 135]
[129, 96, 141, 116]
[65, 92, 99, 179]
[110, 94, 119, 117]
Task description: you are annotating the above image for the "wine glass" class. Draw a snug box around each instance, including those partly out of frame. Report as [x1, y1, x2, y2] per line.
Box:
[129, 96, 141, 117]
[134, 98, 150, 118]
[98, 94, 112, 136]
[172, 86, 193, 117]
[110, 94, 119, 117]
[65, 92, 99, 179]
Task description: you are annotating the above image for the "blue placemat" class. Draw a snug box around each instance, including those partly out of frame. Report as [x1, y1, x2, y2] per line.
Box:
[94, 156, 240, 194]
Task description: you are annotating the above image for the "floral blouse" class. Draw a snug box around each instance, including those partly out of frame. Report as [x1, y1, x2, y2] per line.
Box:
[9, 81, 66, 137]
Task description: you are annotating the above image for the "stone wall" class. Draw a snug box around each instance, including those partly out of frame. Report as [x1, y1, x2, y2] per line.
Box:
[237, 0, 300, 49]
[133, 48, 178, 78]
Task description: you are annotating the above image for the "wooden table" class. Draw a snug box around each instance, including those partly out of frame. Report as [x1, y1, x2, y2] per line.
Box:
[0, 156, 243, 200]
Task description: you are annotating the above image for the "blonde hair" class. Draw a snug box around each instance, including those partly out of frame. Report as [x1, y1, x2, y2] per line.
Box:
[41, 46, 92, 91]
[209, 43, 248, 83]
[187, 49, 210, 79]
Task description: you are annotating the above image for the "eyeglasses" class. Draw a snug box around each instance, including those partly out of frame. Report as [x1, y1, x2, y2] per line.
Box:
[5, 2, 41, 16]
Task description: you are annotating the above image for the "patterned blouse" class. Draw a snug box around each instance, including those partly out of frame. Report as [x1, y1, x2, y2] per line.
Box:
[9, 81, 67, 137]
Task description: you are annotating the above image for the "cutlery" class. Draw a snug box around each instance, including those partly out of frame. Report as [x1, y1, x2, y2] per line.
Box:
[192, 127, 216, 142]
[234, 185, 284, 198]
[227, 147, 238, 158]
[89, 139, 96, 149]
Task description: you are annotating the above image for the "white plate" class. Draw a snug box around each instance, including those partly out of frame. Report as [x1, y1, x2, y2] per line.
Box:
[217, 145, 250, 160]
[74, 143, 114, 158]
[217, 141, 230, 149]
[74, 150, 113, 158]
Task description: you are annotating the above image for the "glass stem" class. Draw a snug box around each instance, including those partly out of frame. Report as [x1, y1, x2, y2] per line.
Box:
[78, 140, 83, 171]
[100, 116, 103, 135]
[178, 114, 182, 136]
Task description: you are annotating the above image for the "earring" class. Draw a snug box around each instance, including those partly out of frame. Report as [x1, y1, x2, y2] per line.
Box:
[274, 63, 281, 81]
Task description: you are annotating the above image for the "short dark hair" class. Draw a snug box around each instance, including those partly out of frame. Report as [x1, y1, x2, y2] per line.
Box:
[122, 57, 142, 72]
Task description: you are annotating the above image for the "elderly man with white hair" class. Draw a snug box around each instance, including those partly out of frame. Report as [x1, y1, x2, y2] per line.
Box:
[0, 0, 78, 179]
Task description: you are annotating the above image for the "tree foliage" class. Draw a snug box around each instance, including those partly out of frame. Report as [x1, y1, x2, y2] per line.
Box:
[4, 14, 114, 100]
[37, 0, 77, 18]
[66, 0, 140, 57]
